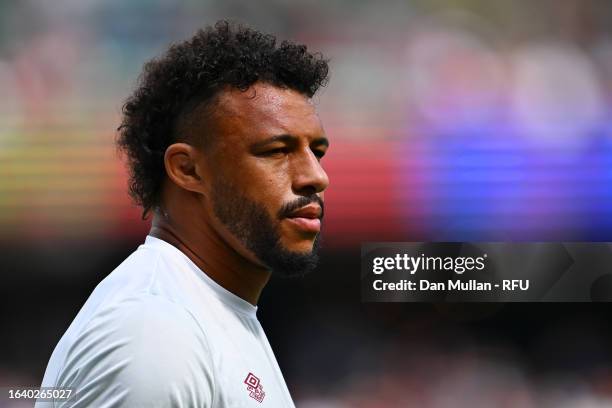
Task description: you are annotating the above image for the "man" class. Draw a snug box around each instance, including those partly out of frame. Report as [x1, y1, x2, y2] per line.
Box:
[37, 20, 329, 407]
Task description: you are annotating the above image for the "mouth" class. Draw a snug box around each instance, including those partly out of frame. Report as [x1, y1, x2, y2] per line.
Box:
[285, 204, 322, 233]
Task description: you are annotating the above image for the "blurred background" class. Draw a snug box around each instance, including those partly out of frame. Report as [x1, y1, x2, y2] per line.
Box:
[2, 0, 612, 406]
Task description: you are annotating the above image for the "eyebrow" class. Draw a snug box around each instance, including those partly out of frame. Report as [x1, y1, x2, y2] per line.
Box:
[250, 134, 329, 150]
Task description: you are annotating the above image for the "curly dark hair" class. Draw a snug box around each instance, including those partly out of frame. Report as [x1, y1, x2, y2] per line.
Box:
[117, 20, 329, 218]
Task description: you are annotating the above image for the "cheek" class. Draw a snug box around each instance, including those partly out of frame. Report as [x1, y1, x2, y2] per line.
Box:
[236, 160, 292, 204]
[249, 179, 287, 218]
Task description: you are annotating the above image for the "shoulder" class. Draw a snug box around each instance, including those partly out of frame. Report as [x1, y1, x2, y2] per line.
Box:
[56, 295, 215, 407]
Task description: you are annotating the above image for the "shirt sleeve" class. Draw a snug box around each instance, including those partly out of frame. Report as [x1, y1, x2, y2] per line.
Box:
[50, 295, 215, 408]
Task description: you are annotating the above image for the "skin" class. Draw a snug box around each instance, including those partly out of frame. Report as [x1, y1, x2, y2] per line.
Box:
[150, 82, 329, 305]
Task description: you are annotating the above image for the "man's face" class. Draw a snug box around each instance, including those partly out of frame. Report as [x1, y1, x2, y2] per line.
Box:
[199, 83, 329, 277]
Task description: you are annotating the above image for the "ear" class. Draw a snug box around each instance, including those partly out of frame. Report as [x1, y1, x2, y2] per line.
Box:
[163, 143, 206, 194]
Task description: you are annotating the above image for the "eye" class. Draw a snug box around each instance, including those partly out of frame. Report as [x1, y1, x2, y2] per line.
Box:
[265, 147, 289, 156]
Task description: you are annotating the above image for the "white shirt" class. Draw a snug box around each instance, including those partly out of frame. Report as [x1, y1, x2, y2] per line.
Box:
[36, 236, 296, 408]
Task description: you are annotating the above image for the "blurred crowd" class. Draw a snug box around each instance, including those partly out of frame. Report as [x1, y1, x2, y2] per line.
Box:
[1, 0, 612, 243]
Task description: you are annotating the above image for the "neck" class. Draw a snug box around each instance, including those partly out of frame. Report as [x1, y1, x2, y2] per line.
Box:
[149, 208, 271, 306]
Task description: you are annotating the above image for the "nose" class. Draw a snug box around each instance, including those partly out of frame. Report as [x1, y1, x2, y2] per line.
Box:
[291, 148, 329, 196]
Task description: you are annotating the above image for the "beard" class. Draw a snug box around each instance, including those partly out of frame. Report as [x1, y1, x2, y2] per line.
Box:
[210, 179, 323, 278]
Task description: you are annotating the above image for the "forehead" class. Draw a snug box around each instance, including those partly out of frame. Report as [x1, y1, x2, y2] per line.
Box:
[210, 83, 323, 145]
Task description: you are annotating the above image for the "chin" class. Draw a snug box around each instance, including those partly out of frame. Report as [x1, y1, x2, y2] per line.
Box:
[279, 224, 319, 251]
[261, 234, 322, 278]
[280, 238, 316, 255]
[279, 230, 319, 250]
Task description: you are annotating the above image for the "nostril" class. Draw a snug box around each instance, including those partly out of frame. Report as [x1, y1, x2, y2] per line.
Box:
[294, 185, 317, 196]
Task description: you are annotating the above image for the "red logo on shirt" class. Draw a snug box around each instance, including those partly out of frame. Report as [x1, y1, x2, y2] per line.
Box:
[244, 372, 266, 403]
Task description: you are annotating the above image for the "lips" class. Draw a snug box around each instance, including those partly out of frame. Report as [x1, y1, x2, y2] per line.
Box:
[287, 204, 322, 219]
[286, 204, 322, 233]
